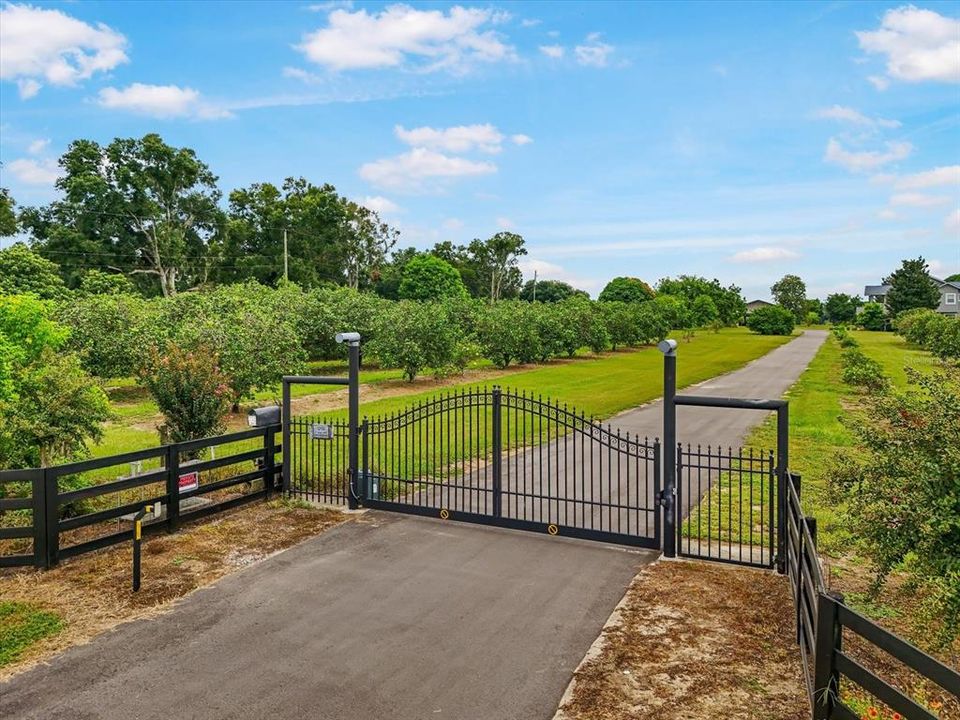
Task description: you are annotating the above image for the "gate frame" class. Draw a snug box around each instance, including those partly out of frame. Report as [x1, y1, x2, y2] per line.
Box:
[282, 332, 362, 509]
[659, 339, 789, 572]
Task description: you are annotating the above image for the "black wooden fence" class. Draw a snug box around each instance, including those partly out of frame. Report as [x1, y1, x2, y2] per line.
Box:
[0, 425, 281, 569]
[785, 474, 959, 718]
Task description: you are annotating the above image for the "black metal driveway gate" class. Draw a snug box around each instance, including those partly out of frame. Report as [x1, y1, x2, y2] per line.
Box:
[360, 387, 662, 549]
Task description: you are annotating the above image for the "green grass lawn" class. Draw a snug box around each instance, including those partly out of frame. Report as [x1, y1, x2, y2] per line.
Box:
[0, 602, 64, 668]
[89, 327, 791, 464]
[686, 329, 939, 557]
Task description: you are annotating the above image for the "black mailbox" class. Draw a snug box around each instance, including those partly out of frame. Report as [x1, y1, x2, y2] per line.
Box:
[247, 405, 281, 427]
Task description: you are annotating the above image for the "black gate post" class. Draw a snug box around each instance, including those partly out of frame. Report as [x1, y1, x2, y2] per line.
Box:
[165, 443, 180, 533]
[492, 387, 503, 518]
[775, 403, 789, 574]
[659, 339, 678, 558]
[282, 378, 291, 495]
[31, 469, 48, 569]
[345, 335, 361, 510]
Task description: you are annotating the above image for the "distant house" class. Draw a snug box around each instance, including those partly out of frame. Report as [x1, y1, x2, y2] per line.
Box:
[745, 299, 774, 313]
[862, 277, 960, 318]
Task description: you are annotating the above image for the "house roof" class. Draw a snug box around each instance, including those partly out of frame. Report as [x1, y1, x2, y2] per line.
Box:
[937, 279, 960, 291]
[746, 299, 773, 307]
[864, 284, 891, 296]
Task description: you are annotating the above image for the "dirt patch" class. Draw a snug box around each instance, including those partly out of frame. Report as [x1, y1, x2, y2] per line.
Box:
[0, 500, 346, 681]
[558, 559, 808, 720]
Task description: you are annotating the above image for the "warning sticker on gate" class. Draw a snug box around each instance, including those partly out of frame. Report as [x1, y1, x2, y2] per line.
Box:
[439, 508, 450, 520]
[547, 523, 559, 536]
[309, 423, 334, 440]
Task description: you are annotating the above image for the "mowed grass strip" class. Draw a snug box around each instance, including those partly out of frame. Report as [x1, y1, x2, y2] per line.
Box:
[0, 602, 64, 668]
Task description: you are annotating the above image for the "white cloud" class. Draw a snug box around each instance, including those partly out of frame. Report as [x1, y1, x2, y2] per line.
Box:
[895, 165, 960, 190]
[98, 84, 231, 119]
[539, 44, 565, 59]
[6, 157, 60, 185]
[889, 192, 951, 208]
[511, 134, 532, 146]
[0, 3, 128, 98]
[520, 18, 541, 28]
[517, 257, 600, 293]
[877, 208, 900, 220]
[358, 147, 496, 191]
[307, 1, 354, 11]
[360, 195, 401, 215]
[496, 216, 515, 229]
[27, 138, 50, 155]
[945, 209, 960, 233]
[441, 217, 464, 231]
[856, 6, 960, 84]
[867, 75, 890, 91]
[574, 33, 613, 67]
[729, 247, 800, 263]
[824, 138, 912, 172]
[282, 66, 322, 83]
[296, 4, 515, 73]
[815, 105, 900, 128]
[395, 123, 505, 154]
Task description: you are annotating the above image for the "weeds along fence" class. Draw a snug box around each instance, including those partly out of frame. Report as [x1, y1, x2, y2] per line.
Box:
[0, 425, 281, 569]
[785, 474, 959, 719]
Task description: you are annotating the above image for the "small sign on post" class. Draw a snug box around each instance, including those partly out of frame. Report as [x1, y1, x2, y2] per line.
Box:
[178, 470, 199, 493]
[309, 423, 334, 440]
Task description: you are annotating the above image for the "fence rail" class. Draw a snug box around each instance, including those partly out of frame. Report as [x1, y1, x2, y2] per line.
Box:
[784, 474, 959, 718]
[0, 424, 281, 569]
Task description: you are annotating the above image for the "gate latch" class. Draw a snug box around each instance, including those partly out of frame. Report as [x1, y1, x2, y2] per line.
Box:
[655, 489, 675, 507]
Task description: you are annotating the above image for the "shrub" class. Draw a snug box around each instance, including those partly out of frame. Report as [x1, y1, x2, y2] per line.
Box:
[56, 293, 156, 378]
[398, 255, 468, 301]
[926, 315, 960, 361]
[600, 301, 637, 350]
[893, 307, 938, 345]
[746, 305, 795, 335]
[0, 243, 67, 300]
[840, 348, 888, 391]
[858, 302, 887, 331]
[691, 294, 719, 328]
[140, 342, 231, 444]
[634, 302, 671, 344]
[828, 364, 960, 646]
[369, 301, 463, 381]
[475, 301, 542, 368]
[559, 298, 609, 355]
[78, 270, 135, 296]
[649, 295, 690, 331]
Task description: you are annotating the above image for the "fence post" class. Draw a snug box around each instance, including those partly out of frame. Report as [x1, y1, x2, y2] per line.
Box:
[31, 469, 48, 569]
[347, 339, 361, 509]
[361, 419, 371, 499]
[775, 404, 789, 574]
[660, 340, 678, 558]
[492, 387, 502, 518]
[43, 468, 58, 568]
[263, 426, 276, 499]
[812, 593, 842, 720]
[166, 443, 180, 533]
[282, 378, 292, 495]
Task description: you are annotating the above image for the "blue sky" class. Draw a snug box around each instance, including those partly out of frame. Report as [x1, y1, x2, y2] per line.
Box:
[1, 1, 958, 299]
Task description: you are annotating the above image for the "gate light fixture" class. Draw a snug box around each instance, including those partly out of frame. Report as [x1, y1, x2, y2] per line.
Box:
[657, 339, 678, 356]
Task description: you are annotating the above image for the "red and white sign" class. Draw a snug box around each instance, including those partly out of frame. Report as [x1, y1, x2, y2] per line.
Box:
[178, 471, 199, 494]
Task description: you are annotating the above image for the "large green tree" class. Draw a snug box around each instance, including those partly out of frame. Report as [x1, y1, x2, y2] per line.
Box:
[599, 276, 655, 304]
[656, 275, 745, 325]
[519, 278, 585, 303]
[885, 257, 940, 316]
[770, 274, 807, 322]
[221, 179, 397, 289]
[824, 293, 861, 323]
[20, 134, 222, 296]
[467, 232, 527, 302]
[0, 243, 68, 299]
[398, 254, 467, 301]
[0, 186, 17, 237]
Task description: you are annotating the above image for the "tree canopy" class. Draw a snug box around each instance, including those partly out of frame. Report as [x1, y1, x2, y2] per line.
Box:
[599, 277, 655, 304]
[519, 278, 585, 303]
[885, 257, 940, 316]
[656, 275, 745, 325]
[824, 293, 861, 323]
[770, 274, 807, 322]
[398, 254, 468, 301]
[0, 243, 68, 300]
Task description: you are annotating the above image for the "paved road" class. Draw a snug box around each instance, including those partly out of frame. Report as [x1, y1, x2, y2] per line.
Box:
[0, 514, 652, 720]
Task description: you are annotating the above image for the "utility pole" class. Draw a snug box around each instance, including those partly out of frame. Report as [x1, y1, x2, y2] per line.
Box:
[532, 270, 538, 302]
[283, 228, 289, 283]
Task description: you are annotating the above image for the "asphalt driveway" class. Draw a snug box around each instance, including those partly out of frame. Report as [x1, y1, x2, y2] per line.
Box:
[1, 513, 653, 720]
